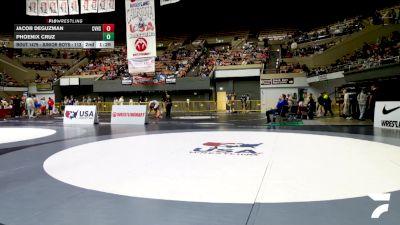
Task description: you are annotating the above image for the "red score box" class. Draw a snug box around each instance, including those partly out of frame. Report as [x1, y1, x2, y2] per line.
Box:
[102, 24, 115, 32]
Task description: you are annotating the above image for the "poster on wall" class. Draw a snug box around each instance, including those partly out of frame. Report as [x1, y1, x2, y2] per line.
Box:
[38, 0, 50, 16]
[160, 0, 180, 6]
[58, 0, 69, 16]
[81, 0, 98, 14]
[68, 0, 79, 15]
[261, 78, 294, 86]
[47, 0, 59, 16]
[98, 0, 115, 13]
[26, 0, 38, 16]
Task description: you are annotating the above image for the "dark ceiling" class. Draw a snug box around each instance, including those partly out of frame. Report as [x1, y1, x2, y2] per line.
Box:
[1, 0, 399, 40]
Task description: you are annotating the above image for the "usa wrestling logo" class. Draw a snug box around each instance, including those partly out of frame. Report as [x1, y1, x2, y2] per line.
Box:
[191, 142, 262, 156]
[65, 110, 79, 119]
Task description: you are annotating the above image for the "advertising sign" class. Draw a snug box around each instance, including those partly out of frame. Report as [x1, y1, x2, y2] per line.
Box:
[63, 105, 98, 124]
[111, 105, 147, 125]
[374, 101, 400, 130]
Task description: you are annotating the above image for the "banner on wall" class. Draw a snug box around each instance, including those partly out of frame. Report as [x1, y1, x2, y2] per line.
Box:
[98, 0, 115, 13]
[160, 0, 180, 6]
[374, 101, 400, 130]
[261, 78, 294, 86]
[125, 0, 157, 75]
[81, 0, 98, 14]
[26, 0, 38, 16]
[38, 0, 50, 16]
[48, 0, 59, 16]
[57, 0, 69, 16]
[68, 0, 79, 15]
[128, 57, 155, 74]
[28, 0, 114, 16]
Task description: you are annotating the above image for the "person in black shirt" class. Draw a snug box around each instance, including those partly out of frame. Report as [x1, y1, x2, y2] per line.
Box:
[368, 84, 383, 121]
[12, 95, 22, 118]
[307, 94, 316, 120]
[317, 93, 325, 116]
[323, 94, 334, 116]
[164, 94, 172, 118]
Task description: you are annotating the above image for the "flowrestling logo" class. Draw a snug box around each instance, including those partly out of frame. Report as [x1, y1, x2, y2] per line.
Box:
[191, 142, 262, 156]
[65, 110, 94, 120]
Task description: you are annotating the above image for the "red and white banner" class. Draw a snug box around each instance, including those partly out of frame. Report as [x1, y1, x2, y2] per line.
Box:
[160, 0, 180, 6]
[68, 0, 79, 15]
[128, 57, 155, 74]
[58, 0, 69, 16]
[126, 0, 156, 74]
[98, 0, 115, 13]
[48, 0, 59, 16]
[81, 0, 97, 14]
[111, 105, 147, 125]
[26, 0, 38, 16]
[38, 0, 50, 16]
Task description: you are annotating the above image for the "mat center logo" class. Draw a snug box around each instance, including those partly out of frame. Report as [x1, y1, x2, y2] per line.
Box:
[191, 142, 262, 156]
[135, 38, 147, 52]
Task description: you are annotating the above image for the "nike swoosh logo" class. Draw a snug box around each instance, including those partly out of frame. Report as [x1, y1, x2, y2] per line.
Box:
[382, 106, 400, 115]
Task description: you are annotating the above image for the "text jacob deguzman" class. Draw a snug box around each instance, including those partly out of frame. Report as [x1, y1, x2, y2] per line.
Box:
[15, 25, 64, 31]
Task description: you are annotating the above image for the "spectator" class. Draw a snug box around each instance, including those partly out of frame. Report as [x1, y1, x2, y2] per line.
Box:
[357, 88, 368, 120]
[118, 96, 124, 105]
[25, 95, 35, 119]
[323, 94, 334, 116]
[266, 94, 288, 123]
[48, 97, 54, 116]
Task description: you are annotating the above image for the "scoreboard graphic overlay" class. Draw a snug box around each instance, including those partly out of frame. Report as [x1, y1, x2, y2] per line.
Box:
[14, 24, 115, 49]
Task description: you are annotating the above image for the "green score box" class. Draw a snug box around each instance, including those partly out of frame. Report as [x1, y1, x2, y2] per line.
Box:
[102, 32, 114, 41]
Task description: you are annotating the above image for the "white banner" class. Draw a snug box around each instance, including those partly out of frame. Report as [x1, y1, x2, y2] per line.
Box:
[111, 105, 147, 125]
[63, 105, 98, 124]
[58, 0, 69, 16]
[98, 0, 114, 13]
[48, 0, 59, 16]
[26, 0, 38, 16]
[81, 0, 97, 14]
[160, 0, 180, 6]
[374, 101, 400, 130]
[106, 0, 115, 12]
[128, 57, 155, 74]
[38, 0, 50, 16]
[89, 0, 98, 13]
[68, 0, 79, 15]
[126, 0, 156, 74]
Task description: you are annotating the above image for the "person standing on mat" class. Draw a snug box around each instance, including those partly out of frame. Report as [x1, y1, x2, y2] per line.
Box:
[164, 94, 172, 118]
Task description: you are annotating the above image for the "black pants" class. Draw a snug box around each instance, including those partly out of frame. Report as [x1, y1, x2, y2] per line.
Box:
[166, 103, 172, 118]
[324, 106, 334, 116]
[266, 109, 277, 123]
